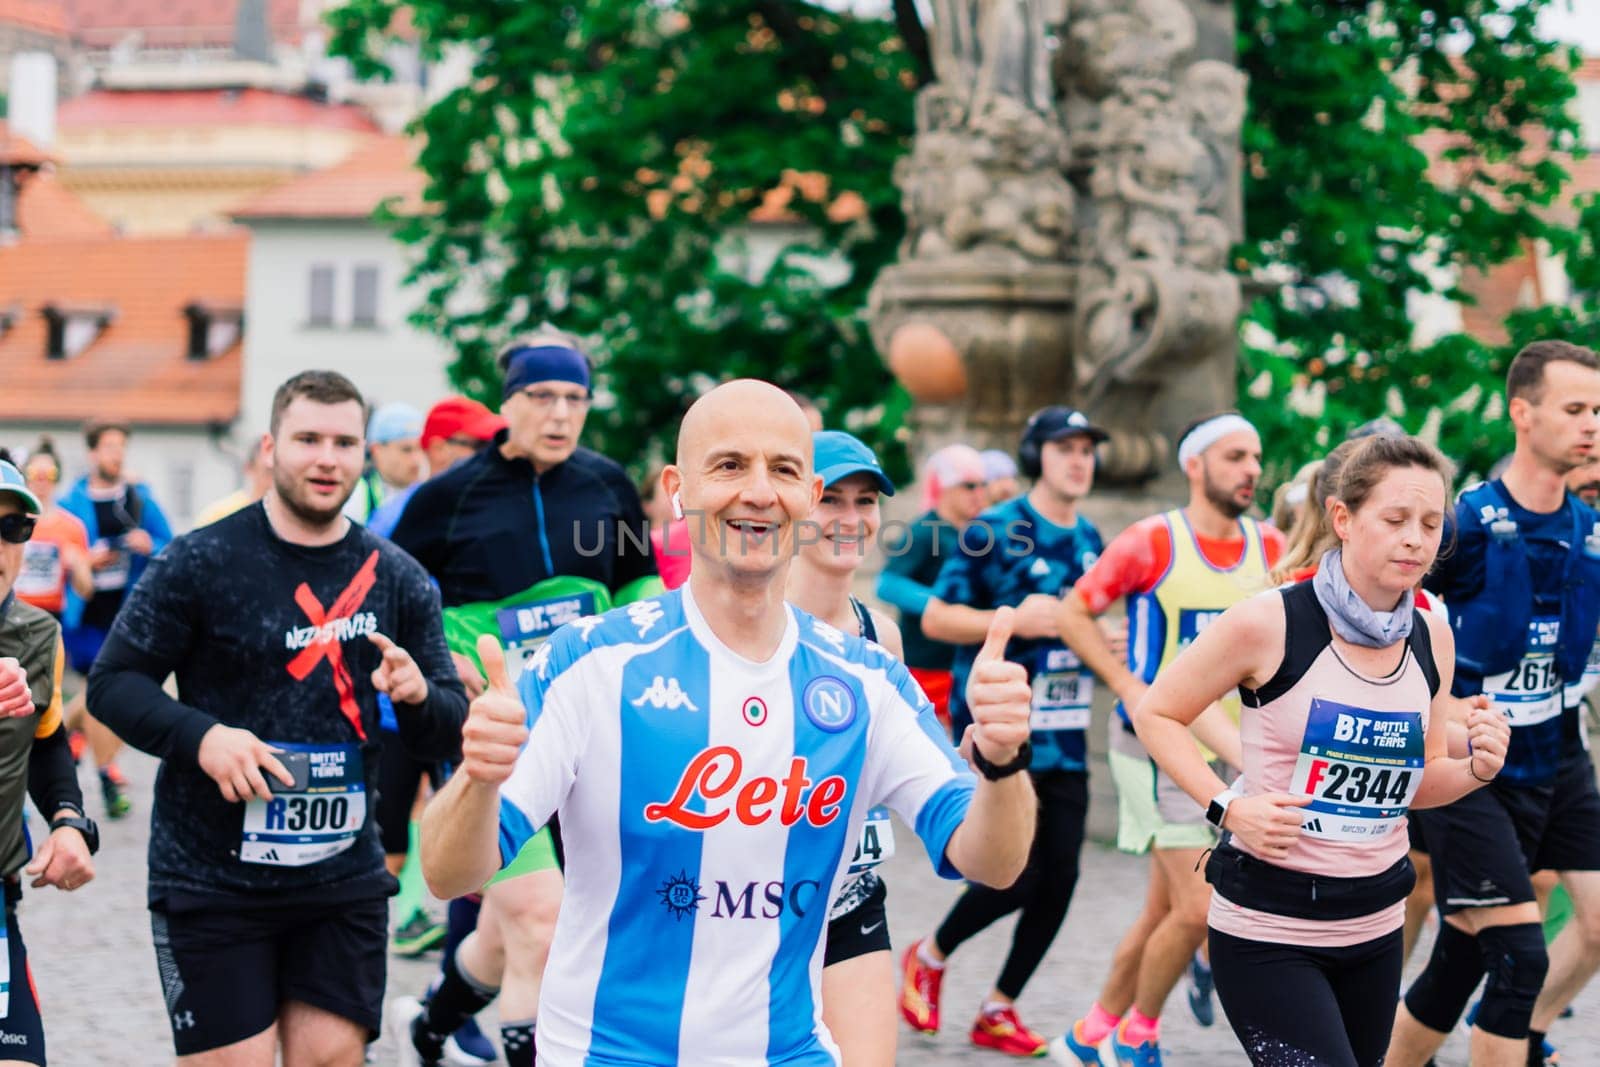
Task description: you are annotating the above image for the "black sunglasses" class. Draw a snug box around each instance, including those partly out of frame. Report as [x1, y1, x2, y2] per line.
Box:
[0, 514, 37, 545]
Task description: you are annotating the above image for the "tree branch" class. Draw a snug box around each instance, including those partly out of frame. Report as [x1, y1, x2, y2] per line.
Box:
[892, 0, 933, 87]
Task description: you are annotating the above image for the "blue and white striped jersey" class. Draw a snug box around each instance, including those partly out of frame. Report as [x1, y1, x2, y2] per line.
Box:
[496, 585, 976, 1065]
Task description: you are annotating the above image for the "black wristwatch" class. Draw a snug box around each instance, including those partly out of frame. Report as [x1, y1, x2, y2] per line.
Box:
[969, 740, 1033, 781]
[49, 812, 100, 856]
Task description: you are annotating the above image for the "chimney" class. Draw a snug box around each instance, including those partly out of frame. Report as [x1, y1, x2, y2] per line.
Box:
[7, 53, 58, 151]
[235, 0, 274, 63]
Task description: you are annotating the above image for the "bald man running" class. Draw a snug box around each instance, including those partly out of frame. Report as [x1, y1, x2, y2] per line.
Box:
[419, 380, 1038, 1065]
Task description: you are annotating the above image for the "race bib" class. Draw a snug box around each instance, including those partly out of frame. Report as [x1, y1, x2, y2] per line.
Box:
[1484, 616, 1561, 727]
[1031, 647, 1093, 731]
[0, 918, 9, 1019]
[241, 744, 366, 867]
[91, 545, 129, 592]
[15, 542, 61, 600]
[845, 806, 896, 875]
[1289, 697, 1424, 842]
[495, 590, 601, 683]
[1177, 607, 1226, 649]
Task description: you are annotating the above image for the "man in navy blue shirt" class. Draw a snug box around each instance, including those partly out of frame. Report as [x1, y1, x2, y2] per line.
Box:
[1393, 341, 1600, 1067]
[898, 407, 1108, 1056]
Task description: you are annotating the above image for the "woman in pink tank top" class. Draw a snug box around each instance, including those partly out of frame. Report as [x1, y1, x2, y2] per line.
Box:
[1128, 435, 1511, 1067]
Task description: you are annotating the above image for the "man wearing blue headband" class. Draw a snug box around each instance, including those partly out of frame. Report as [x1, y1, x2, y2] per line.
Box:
[389, 327, 659, 1067]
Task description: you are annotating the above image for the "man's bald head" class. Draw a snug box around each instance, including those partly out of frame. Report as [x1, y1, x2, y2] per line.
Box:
[676, 380, 813, 471]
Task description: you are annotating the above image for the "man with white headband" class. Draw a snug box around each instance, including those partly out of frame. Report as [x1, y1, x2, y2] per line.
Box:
[1050, 410, 1285, 1067]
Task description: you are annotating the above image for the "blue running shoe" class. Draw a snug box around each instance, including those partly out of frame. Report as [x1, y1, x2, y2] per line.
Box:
[443, 1016, 497, 1066]
[1047, 1019, 1106, 1065]
[1186, 951, 1215, 1028]
[1111, 1022, 1163, 1067]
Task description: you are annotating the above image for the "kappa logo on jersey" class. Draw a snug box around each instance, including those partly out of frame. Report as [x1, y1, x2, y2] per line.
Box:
[802, 676, 856, 732]
[285, 549, 381, 740]
[627, 599, 665, 638]
[811, 617, 848, 654]
[631, 675, 700, 712]
[742, 696, 768, 727]
[528, 640, 555, 682]
[643, 745, 847, 830]
[571, 615, 604, 642]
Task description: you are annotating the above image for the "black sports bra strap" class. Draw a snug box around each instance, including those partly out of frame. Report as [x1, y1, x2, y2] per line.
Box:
[849, 596, 878, 643]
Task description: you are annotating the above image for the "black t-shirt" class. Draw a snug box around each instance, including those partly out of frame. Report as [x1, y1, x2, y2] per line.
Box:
[82, 487, 140, 630]
[390, 433, 656, 607]
[90, 503, 468, 904]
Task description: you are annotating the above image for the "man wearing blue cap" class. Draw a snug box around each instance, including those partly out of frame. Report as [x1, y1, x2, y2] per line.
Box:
[900, 406, 1108, 1057]
[390, 328, 658, 1067]
[345, 403, 426, 524]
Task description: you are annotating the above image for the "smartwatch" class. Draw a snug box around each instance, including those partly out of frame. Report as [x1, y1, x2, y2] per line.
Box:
[970, 740, 1033, 781]
[49, 812, 100, 856]
[1205, 788, 1241, 830]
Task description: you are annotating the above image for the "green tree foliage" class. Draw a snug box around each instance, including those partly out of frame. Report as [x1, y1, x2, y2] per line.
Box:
[325, 0, 921, 479]
[327, 0, 1591, 486]
[1234, 0, 1587, 483]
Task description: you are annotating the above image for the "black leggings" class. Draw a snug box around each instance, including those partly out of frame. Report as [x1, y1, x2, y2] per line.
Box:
[1210, 926, 1403, 1067]
[375, 732, 444, 855]
[934, 769, 1086, 998]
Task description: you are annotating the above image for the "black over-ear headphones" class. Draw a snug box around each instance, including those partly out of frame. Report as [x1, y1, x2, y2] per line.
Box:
[1017, 407, 1061, 480]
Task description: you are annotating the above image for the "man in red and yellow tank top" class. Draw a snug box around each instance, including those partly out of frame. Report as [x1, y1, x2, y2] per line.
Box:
[1050, 412, 1284, 1066]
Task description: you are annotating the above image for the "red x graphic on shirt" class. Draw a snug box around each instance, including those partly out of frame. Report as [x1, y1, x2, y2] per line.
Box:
[286, 549, 381, 740]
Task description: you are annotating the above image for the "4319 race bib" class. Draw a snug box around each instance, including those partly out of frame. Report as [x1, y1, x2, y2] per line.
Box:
[1289, 698, 1424, 842]
[1031, 647, 1093, 731]
[241, 743, 366, 867]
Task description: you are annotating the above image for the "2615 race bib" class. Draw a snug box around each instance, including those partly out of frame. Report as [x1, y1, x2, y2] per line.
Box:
[1288, 698, 1424, 842]
[1485, 616, 1561, 727]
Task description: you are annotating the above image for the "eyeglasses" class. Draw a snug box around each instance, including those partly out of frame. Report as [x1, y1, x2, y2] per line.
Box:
[517, 389, 592, 412]
[444, 435, 482, 449]
[0, 514, 37, 544]
[26, 468, 58, 484]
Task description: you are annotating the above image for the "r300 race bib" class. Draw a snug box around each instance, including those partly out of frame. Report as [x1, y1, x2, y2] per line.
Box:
[1485, 616, 1561, 727]
[241, 743, 366, 867]
[1031, 647, 1093, 732]
[1289, 698, 1424, 842]
[846, 806, 896, 876]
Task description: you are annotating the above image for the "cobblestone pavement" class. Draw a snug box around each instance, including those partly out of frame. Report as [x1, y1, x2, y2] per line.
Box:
[27, 750, 1597, 1065]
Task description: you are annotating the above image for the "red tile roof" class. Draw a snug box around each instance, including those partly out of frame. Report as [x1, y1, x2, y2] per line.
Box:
[232, 135, 425, 219]
[0, 230, 246, 424]
[57, 88, 380, 133]
[15, 170, 114, 238]
[0, 121, 54, 167]
[0, 0, 67, 34]
[60, 0, 300, 48]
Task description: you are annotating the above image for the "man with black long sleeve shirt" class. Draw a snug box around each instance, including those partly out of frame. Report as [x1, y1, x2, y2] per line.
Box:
[89, 371, 468, 1067]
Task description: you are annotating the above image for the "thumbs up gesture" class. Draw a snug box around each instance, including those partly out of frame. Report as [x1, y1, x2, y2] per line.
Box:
[369, 632, 428, 706]
[460, 635, 531, 786]
[961, 607, 1032, 768]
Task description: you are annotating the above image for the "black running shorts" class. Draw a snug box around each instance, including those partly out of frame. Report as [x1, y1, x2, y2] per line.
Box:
[1420, 750, 1600, 915]
[151, 892, 388, 1055]
[0, 886, 45, 1066]
[824, 878, 891, 967]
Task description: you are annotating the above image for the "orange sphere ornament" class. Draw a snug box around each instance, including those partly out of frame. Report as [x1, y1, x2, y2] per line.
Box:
[887, 322, 967, 403]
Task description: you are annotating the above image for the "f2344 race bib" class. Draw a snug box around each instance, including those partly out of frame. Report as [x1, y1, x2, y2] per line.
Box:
[241, 743, 366, 866]
[1289, 698, 1424, 842]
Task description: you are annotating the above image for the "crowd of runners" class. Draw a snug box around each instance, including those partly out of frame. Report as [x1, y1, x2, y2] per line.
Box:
[0, 333, 1595, 1067]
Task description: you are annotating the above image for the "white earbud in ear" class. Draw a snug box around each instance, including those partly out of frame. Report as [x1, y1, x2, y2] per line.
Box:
[671, 491, 684, 520]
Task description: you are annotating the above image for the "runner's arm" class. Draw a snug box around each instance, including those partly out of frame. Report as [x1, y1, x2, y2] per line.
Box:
[28, 636, 84, 817]
[1131, 593, 1283, 808]
[1057, 590, 1144, 703]
[874, 521, 939, 615]
[389, 567, 470, 761]
[1411, 613, 1507, 808]
[139, 488, 174, 554]
[86, 546, 215, 764]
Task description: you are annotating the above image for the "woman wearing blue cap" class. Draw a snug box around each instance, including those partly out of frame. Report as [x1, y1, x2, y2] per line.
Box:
[784, 430, 904, 1067]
